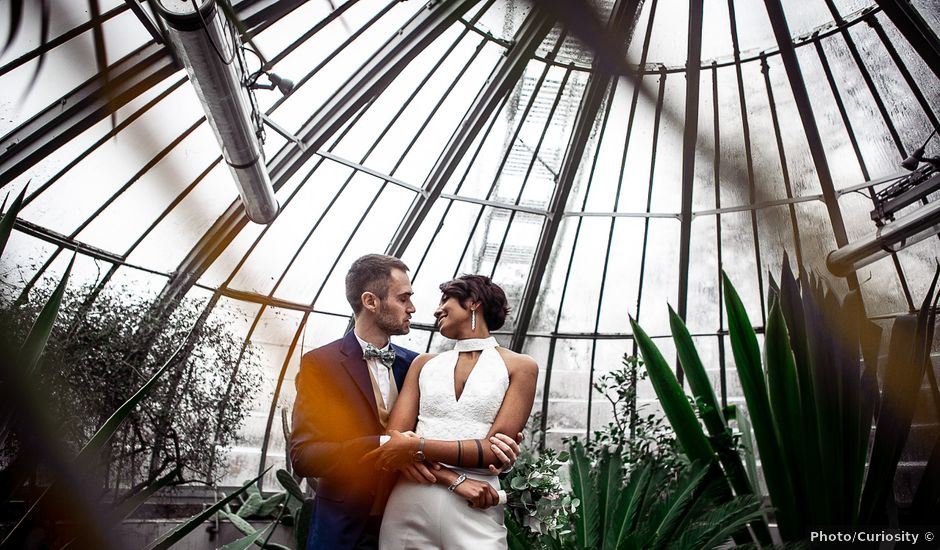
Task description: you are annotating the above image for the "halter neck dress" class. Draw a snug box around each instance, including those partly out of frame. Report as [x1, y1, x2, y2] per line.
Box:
[379, 337, 509, 549]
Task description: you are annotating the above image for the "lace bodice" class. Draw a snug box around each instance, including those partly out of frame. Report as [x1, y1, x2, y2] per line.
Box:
[415, 348, 510, 441]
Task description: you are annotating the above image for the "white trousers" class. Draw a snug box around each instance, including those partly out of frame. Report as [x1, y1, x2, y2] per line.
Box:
[378, 471, 507, 550]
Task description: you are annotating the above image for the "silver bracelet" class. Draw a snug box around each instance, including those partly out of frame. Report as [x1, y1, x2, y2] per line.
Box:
[447, 474, 468, 492]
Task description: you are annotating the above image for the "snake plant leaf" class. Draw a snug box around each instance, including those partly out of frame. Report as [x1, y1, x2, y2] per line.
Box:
[630, 315, 714, 464]
[0, 185, 27, 257]
[569, 440, 600, 549]
[145, 468, 271, 550]
[722, 270, 799, 540]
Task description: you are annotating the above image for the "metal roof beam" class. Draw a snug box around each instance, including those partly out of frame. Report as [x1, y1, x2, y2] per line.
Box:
[510, 0, 642, 351]
[386, 7, 555, 258]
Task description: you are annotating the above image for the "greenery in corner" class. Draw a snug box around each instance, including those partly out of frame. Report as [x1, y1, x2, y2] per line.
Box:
[630, 255, 940, 543]
[1, 279, 262, 493]
[0, 188, 266, 548]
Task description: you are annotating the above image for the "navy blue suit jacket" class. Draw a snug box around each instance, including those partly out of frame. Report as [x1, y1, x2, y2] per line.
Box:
[290, 330, 418, 549]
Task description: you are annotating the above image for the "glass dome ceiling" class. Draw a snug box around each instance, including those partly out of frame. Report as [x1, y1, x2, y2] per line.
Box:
[1, 0, 938, 486]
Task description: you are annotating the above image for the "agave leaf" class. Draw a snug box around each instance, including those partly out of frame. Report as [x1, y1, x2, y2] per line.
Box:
[569, 440, 600, 548]
[107, 467, 179, 524]
[20, 253, 75, 374]
[722, 270, 798, 540]
[630, 316, 714, 463]
[669, 307, 769, 545]
[861, 265, 939, 522]
[2, 0, 24, 55]
[0, 186, 28, 257]
[145, 468, 270, 550]
[764, 298, 804, 517]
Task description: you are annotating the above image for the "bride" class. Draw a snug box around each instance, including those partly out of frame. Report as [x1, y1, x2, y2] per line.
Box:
[363, 275, 538, 549]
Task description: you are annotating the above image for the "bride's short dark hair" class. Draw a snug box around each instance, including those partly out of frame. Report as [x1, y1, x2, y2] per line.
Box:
[439, 275, 510, 330]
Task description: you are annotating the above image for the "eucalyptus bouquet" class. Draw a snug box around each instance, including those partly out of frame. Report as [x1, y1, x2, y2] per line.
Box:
[501, 447, 578, 537]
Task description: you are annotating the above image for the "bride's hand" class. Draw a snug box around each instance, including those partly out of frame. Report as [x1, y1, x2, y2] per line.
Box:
[453, 478, 500, 509]
[361, 430, 419, 471]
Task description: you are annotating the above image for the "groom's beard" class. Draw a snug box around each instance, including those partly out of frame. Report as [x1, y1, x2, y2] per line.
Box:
[375, 302, 409, 336]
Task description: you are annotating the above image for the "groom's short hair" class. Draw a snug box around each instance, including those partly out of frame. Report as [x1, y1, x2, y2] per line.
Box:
[346, 254, 409, 314]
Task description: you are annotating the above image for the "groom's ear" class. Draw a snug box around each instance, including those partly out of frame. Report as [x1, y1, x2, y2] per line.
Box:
[361, 291, 378, 313]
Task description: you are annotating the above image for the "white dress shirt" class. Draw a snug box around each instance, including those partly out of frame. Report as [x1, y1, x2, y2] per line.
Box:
[353, 332, 393, 407]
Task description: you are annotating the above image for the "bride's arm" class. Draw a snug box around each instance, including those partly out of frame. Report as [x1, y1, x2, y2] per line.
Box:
[369, 351, 538, 471]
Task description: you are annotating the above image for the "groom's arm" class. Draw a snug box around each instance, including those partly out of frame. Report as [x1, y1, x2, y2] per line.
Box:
[290, 354, 379, 478]
[367, 354, 537, 471]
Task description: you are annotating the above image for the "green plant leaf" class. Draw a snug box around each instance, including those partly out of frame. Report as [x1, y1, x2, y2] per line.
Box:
[221, 509, 258, 537]
[294, 499, 313, 550]
[276, 468, 304, 502]
[630, 315, 714, 463]
[861, 265, 940, 522]
[568, 440, 599, 549]
[219, 522, 273, 550]
[722, 270, 798, 540]
[0, 186, 28, 258]
[145, 468, 270, 550]
[238, 493, 264, 518]
[20, 252, 74, 374]
[764, 297, 804, 517]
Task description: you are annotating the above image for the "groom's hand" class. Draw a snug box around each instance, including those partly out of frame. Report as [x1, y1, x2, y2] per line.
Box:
[399, 461, 441, 484]
[487, 432, 523, 475]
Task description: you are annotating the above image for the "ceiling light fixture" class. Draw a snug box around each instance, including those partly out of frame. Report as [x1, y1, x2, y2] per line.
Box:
[154, 0, 279, 224]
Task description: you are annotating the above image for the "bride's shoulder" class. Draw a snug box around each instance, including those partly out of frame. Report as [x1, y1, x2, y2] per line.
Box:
[410, 353, 440, 370]
[494, 347, 538, 375]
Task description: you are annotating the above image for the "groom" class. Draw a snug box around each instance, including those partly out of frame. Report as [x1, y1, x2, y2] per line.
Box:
[290, 254, 520, 549]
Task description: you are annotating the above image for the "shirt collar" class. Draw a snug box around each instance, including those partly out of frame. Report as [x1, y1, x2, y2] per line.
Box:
[353, 330, 391, 353]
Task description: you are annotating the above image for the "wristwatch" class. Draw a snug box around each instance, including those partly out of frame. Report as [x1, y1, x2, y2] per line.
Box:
[412, 437, 426, 462]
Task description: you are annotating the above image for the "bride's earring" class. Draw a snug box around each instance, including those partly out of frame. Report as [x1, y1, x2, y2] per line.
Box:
[471, 309, 477, 332]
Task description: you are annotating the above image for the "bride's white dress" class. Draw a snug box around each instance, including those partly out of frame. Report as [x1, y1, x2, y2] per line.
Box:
[379, 343, 509, 549]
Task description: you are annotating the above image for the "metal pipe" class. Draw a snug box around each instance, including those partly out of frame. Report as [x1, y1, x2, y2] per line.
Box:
[828, 188, 940, 276]
[155, 0, 278, 224]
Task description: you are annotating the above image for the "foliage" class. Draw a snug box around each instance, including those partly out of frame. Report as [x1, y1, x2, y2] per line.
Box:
[630, 255, 940, 543]
[566, 355, 683, 473]
[502, 447, 578, 540]
[1, 279, 262, 491]
[0, 190, 266, 548]
[566, 442, 761, 550]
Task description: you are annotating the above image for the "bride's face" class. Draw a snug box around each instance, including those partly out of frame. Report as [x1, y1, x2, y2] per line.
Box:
[434, 296, 472, 338]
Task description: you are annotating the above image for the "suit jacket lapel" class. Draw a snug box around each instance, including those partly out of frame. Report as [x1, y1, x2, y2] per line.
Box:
[339, 331, 379, 421]
[390, 344, 409, 390]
